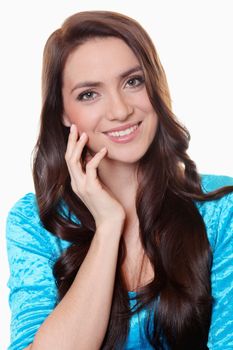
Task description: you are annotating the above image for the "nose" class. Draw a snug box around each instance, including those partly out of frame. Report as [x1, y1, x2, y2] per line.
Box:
[106, 91, 133, 121]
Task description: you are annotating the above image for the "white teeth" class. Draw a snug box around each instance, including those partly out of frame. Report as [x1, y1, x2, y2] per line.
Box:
[107, 124, 139, 137]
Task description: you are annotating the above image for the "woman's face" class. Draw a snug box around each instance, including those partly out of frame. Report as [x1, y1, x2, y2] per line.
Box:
[62, 37, 158, 164]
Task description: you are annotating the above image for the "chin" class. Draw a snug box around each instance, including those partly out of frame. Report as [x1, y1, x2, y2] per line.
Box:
[107, 150, 146, 164]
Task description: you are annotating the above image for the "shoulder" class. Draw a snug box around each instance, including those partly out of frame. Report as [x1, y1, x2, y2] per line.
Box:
[6, 193, 70, 262]
[200, 173, 233, 192]
[6, 192, 42, 245]
[201, 177, 233, 348]
[196, 174, 233, 251]
[6, 194, 68, 350]
[7, 192, 40, 224]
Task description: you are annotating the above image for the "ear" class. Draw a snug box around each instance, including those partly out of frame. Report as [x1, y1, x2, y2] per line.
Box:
[62, 113, 72, 127]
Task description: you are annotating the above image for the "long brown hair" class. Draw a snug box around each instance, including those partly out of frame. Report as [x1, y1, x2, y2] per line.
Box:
[33, 11, 233, 349]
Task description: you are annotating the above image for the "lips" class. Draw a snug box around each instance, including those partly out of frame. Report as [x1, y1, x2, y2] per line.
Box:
[103, 122, 141, 135]
[103, 122, 142, 143]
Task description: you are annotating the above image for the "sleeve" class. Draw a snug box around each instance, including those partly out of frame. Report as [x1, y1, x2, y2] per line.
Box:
[6, 194, 58, 350]
[208, 192, 233, 349]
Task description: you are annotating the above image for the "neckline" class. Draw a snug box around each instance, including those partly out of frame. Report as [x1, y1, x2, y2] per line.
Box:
[128, 290, 137, 295]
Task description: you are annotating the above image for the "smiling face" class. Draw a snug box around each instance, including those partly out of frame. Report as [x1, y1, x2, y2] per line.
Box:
[62, 37, 158, 164]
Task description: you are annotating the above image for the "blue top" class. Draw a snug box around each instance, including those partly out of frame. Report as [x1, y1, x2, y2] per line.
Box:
[6, 174, 233, 350]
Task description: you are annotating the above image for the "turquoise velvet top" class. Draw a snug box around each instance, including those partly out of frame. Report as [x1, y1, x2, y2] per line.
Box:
[6, 174, 233, 349]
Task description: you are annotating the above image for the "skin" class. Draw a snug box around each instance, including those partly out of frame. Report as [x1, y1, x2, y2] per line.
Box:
[63, 36, 158, 294]
[25, 37, 157, 350]
[62, 37, 158, 166]
[62, 36, 158, 229]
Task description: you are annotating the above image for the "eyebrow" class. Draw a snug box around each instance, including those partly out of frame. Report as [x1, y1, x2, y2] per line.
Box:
[70, 65, 143, 94]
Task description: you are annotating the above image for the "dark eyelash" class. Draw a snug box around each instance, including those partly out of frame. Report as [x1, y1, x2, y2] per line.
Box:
[76, 75, 144, 101]
[127, 75, 145, 85]
[77, 91, 95, 101]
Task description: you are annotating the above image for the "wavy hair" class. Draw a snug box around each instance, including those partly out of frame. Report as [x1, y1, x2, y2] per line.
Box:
[33, 11, 233, 349]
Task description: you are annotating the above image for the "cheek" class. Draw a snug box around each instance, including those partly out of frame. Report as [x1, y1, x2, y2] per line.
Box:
[136, 90, 155, 113]
[139, 98, 158, 127]
[151, 113, 159, 135]
[64, 104, 93, 133]
[72, 118, 89, 134]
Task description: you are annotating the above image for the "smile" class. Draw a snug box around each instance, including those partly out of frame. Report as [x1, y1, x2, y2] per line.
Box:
[104, 122, 141, 144]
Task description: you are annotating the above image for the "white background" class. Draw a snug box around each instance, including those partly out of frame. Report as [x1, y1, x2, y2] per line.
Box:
[0, 1, 232, 348]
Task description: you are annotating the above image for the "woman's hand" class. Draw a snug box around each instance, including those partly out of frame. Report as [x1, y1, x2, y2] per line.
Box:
[65, 125, 126, 231]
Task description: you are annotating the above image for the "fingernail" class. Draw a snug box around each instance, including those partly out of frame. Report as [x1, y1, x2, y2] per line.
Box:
[70, 124, 76, 133]
[100, 147, 107, 152]
[80, 132, 86, 139]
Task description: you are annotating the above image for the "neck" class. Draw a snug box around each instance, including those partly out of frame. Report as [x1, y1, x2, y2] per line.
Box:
[98, 158, 138, 215]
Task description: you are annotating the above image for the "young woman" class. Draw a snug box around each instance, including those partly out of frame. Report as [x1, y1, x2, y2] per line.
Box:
[6, 10, 233, 350]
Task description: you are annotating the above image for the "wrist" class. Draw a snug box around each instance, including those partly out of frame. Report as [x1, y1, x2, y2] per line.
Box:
[95, 217, 125, 239]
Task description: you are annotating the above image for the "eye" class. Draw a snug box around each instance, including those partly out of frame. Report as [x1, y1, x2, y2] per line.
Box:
[77, 90, 98, 101]
[125, 76, 145, 88]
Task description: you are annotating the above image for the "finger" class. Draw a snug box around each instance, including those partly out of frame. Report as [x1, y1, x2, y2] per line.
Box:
[69, 132, 88, 164]
[66, 132, 89, 186]
[65, 124, 78, 160]
[66, 155, 85, 193]
[85, 147, 107, 179]
[81, 150, 92, 171]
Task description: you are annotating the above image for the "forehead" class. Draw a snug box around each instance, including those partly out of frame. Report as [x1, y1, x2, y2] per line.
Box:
[63, 37, 140, 83]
